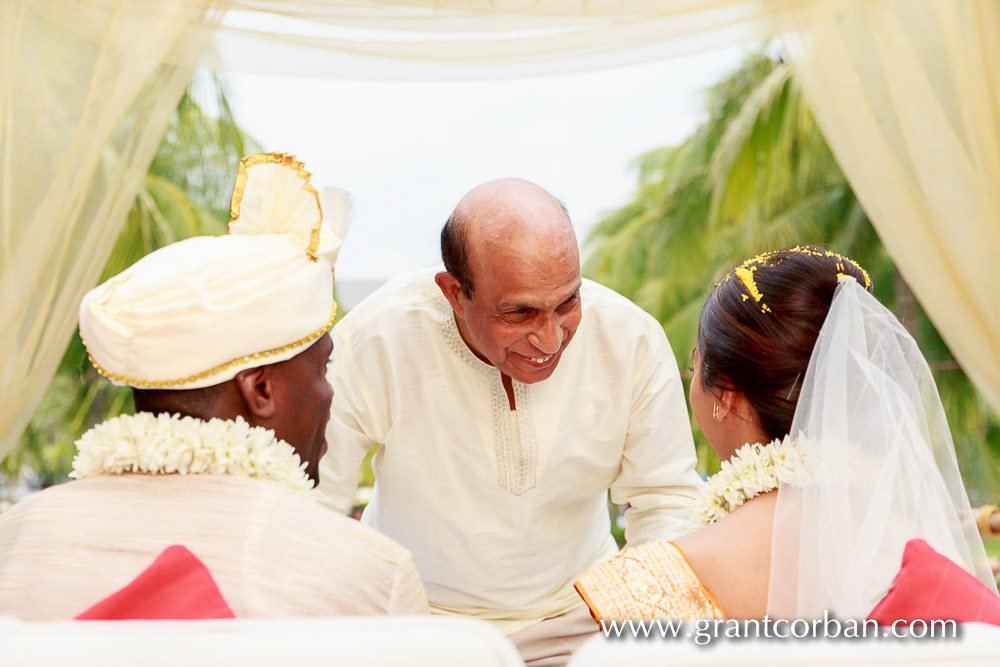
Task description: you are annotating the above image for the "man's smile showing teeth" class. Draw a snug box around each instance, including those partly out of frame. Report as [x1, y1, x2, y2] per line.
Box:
[522, 353, 554, 367]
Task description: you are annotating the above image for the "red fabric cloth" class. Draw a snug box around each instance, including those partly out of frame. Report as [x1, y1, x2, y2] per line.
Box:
[867, 538, 1000, 626]
[75, 545, 236, 620]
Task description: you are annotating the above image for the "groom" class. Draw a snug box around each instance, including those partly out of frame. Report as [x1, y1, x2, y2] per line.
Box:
[0, 153, 427, 620]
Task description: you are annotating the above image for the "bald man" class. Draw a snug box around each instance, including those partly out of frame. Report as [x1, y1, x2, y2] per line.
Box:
[319, 179, 700, 665]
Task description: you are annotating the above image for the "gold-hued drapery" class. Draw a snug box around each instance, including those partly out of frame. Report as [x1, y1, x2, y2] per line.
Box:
[778, 0, 1000, 412]
[0, 0, 231, 461]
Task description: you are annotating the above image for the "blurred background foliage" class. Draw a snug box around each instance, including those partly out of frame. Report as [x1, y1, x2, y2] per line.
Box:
[583, 50, 1000, 503]
[3, 50, 999, 515]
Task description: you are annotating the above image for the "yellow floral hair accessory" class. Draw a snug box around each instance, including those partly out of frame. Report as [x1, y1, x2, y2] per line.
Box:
[782, 245, 872, 290]
[722, 246, 871, 314]
[729, 251, 782, 314]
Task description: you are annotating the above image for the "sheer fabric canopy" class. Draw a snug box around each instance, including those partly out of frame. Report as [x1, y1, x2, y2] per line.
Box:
[200, 0, 815, 79]
[2, 0, 998, 463]
[0, 0, 231, 463]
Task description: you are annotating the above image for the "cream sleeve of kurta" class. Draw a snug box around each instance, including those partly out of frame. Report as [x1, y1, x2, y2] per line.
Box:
[318, 268, 701, 633]
[0, 474, 428, 620]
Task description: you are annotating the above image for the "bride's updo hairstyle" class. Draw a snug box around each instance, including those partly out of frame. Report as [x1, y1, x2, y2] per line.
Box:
[697, 245, 873, 441]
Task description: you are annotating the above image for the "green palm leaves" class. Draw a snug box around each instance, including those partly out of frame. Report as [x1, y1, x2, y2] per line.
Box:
[586, 53, 888, 367]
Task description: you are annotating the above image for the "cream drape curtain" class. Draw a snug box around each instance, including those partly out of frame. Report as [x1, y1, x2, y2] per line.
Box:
[3, 0, 998, 462]
[200, 1, 823, 79]
[0, 0, 230, 461]
[778, 0, 1000, 413]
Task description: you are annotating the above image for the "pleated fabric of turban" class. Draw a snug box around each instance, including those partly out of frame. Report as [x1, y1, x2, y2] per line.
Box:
[79, 153, 350, 390]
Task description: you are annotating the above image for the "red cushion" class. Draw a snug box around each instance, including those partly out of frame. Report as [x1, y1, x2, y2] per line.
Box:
[75, 545, 236, 620]
[867, 538, 1000, 626]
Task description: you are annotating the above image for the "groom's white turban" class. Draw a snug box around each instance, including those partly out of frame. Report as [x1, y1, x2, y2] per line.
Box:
[79, 153, 350, 389]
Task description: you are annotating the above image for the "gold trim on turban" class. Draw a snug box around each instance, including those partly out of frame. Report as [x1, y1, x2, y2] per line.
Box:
[229, 152, 324, 260]
[83, 304, 337, 389]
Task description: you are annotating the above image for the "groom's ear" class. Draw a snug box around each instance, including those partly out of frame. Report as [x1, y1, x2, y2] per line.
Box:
[234, 366, 277, 421]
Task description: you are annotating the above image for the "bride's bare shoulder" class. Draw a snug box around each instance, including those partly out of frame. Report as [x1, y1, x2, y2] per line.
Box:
[675, 492, 777, 619]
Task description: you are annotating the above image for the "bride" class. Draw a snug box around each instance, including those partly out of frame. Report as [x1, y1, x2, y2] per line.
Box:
[575, 245, 997, 621]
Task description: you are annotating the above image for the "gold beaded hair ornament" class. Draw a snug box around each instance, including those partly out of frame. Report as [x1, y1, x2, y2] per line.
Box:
[722, 245, 871, 314]
[79, 153, 350, 389]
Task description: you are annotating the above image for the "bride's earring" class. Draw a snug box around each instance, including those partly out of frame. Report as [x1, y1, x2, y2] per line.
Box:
[713, 401, 721, 421]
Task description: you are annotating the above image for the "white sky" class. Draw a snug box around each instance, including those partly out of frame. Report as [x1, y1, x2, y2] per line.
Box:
[225, 45, 746, 281]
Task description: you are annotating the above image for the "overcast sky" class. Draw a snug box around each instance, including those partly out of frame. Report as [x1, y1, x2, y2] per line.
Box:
[224, 45, 746, 282]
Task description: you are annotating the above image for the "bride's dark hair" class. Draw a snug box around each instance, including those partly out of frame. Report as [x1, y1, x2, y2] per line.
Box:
[697, 245, 874, 441]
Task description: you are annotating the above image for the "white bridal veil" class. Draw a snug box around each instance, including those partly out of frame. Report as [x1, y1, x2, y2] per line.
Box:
[767, 277, 997, 619]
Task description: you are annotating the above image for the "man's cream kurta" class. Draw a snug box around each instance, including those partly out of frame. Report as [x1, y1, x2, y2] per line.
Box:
[0, 474, 428, 619]
[318, 268, 701, 634]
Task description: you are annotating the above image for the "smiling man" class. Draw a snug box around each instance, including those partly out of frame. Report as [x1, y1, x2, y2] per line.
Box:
[319, 178, 700, 666]
[438, 180, 584, 407]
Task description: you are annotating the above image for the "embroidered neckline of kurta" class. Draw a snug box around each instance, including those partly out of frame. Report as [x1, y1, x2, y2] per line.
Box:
[437, 300, 537, 495]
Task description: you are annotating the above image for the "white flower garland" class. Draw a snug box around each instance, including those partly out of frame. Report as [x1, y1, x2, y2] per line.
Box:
[692, 435, 807, 526]
[70, 412, 314, 495]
